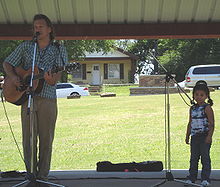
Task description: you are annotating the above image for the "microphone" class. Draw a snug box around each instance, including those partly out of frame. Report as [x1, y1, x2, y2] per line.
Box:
[34, 32, 40, 37]
[33, 32, 40, 41]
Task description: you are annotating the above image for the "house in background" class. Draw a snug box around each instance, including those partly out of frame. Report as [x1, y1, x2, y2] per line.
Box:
[70, 48, 138, 85]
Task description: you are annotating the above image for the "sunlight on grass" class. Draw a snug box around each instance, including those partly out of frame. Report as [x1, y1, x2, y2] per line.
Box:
[0, 87, 219, 171]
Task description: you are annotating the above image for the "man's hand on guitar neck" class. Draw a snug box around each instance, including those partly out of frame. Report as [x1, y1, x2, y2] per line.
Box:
[44, 70, 61, 86]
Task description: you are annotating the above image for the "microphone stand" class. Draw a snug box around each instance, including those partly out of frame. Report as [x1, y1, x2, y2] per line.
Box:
[148, 51, 202, 187]
[12, 33, 65, 187]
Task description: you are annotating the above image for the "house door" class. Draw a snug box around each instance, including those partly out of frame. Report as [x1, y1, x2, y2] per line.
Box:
[92, 64, 100, 85]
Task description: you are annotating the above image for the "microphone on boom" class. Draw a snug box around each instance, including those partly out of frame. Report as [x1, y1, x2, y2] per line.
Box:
[33, 32, 40, 41]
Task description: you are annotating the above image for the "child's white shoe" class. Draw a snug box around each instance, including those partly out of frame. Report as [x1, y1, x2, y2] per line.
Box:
[201, 180, 211, 186]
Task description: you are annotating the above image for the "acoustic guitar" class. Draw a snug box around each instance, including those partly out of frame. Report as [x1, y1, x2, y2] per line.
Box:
[3, 63, 78, 105]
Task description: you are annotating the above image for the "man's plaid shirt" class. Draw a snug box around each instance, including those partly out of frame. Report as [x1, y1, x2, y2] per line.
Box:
[5, 40, 68, 99]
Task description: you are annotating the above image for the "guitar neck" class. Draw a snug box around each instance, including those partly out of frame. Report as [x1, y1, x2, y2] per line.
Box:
[31, 63, 77, 82]
[33, 67, 64, 81]
[33, 72, 44, 80]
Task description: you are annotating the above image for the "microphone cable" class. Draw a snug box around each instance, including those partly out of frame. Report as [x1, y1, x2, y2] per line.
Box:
[1, 92, 26, 167]
[175, 84, 192, 107]
[148, 50, 194, 107]
[170, 78, 194, 107]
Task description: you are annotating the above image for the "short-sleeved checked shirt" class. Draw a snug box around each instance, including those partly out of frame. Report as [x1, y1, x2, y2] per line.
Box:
[5, 40, 68, 99]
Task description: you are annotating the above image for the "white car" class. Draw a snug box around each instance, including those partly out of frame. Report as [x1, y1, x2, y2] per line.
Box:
[56, 83, 90, 98]
[185, 64, 220, 88]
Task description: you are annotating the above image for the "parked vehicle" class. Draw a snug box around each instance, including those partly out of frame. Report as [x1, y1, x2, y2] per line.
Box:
[185, 64, 220, 88]
[56, 83, 90, 98]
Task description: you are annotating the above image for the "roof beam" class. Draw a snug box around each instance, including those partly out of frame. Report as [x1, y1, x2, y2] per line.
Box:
[1, 22, 220, 40]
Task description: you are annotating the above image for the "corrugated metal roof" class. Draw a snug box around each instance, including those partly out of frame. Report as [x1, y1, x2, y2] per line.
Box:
[0, 0, 220, 39]
[1, 0, 220, 24]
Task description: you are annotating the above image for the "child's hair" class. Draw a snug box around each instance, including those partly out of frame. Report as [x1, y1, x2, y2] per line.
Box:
[192, 80, 213, 106]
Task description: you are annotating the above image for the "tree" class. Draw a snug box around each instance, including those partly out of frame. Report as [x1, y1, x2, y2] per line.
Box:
[158, 39, 218, 81]
[64, 40, 115, 60]
[126, 38, 220, 82]
[126, 39, 157, 74]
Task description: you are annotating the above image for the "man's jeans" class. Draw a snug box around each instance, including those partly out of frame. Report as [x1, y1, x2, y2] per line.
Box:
[188, 134, 211, 182]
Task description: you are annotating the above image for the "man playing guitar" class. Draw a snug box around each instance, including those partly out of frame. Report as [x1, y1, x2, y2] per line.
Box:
[3, 14, 68, 184]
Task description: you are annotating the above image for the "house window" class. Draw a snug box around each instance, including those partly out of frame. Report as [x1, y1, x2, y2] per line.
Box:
[72, 64, 82, 78]
[93, 65, 99, 70]
[108, 64, 120, 78]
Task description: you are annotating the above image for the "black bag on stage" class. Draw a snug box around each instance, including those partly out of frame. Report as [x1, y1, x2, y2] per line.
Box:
[96, 161, 163, 172]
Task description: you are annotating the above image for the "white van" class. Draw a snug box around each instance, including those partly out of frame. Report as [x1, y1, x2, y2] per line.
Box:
[185, 64, 220, 88]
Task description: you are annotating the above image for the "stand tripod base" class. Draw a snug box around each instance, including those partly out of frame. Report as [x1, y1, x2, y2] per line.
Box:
[152, 172, 203, 187]
[12, 178, 66, 187]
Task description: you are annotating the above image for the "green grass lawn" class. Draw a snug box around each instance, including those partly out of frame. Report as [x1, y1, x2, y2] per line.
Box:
[0, 86, 219, 172]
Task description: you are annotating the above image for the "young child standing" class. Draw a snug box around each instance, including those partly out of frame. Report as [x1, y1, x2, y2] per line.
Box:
[185, 80, 215, 187]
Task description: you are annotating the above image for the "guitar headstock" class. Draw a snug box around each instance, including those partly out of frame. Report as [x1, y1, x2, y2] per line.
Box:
[65, 62, 80, 73]
[51, 62, 80, 74]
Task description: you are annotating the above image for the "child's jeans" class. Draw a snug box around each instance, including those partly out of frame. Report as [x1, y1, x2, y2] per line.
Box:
[188, 134, 211, 182]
